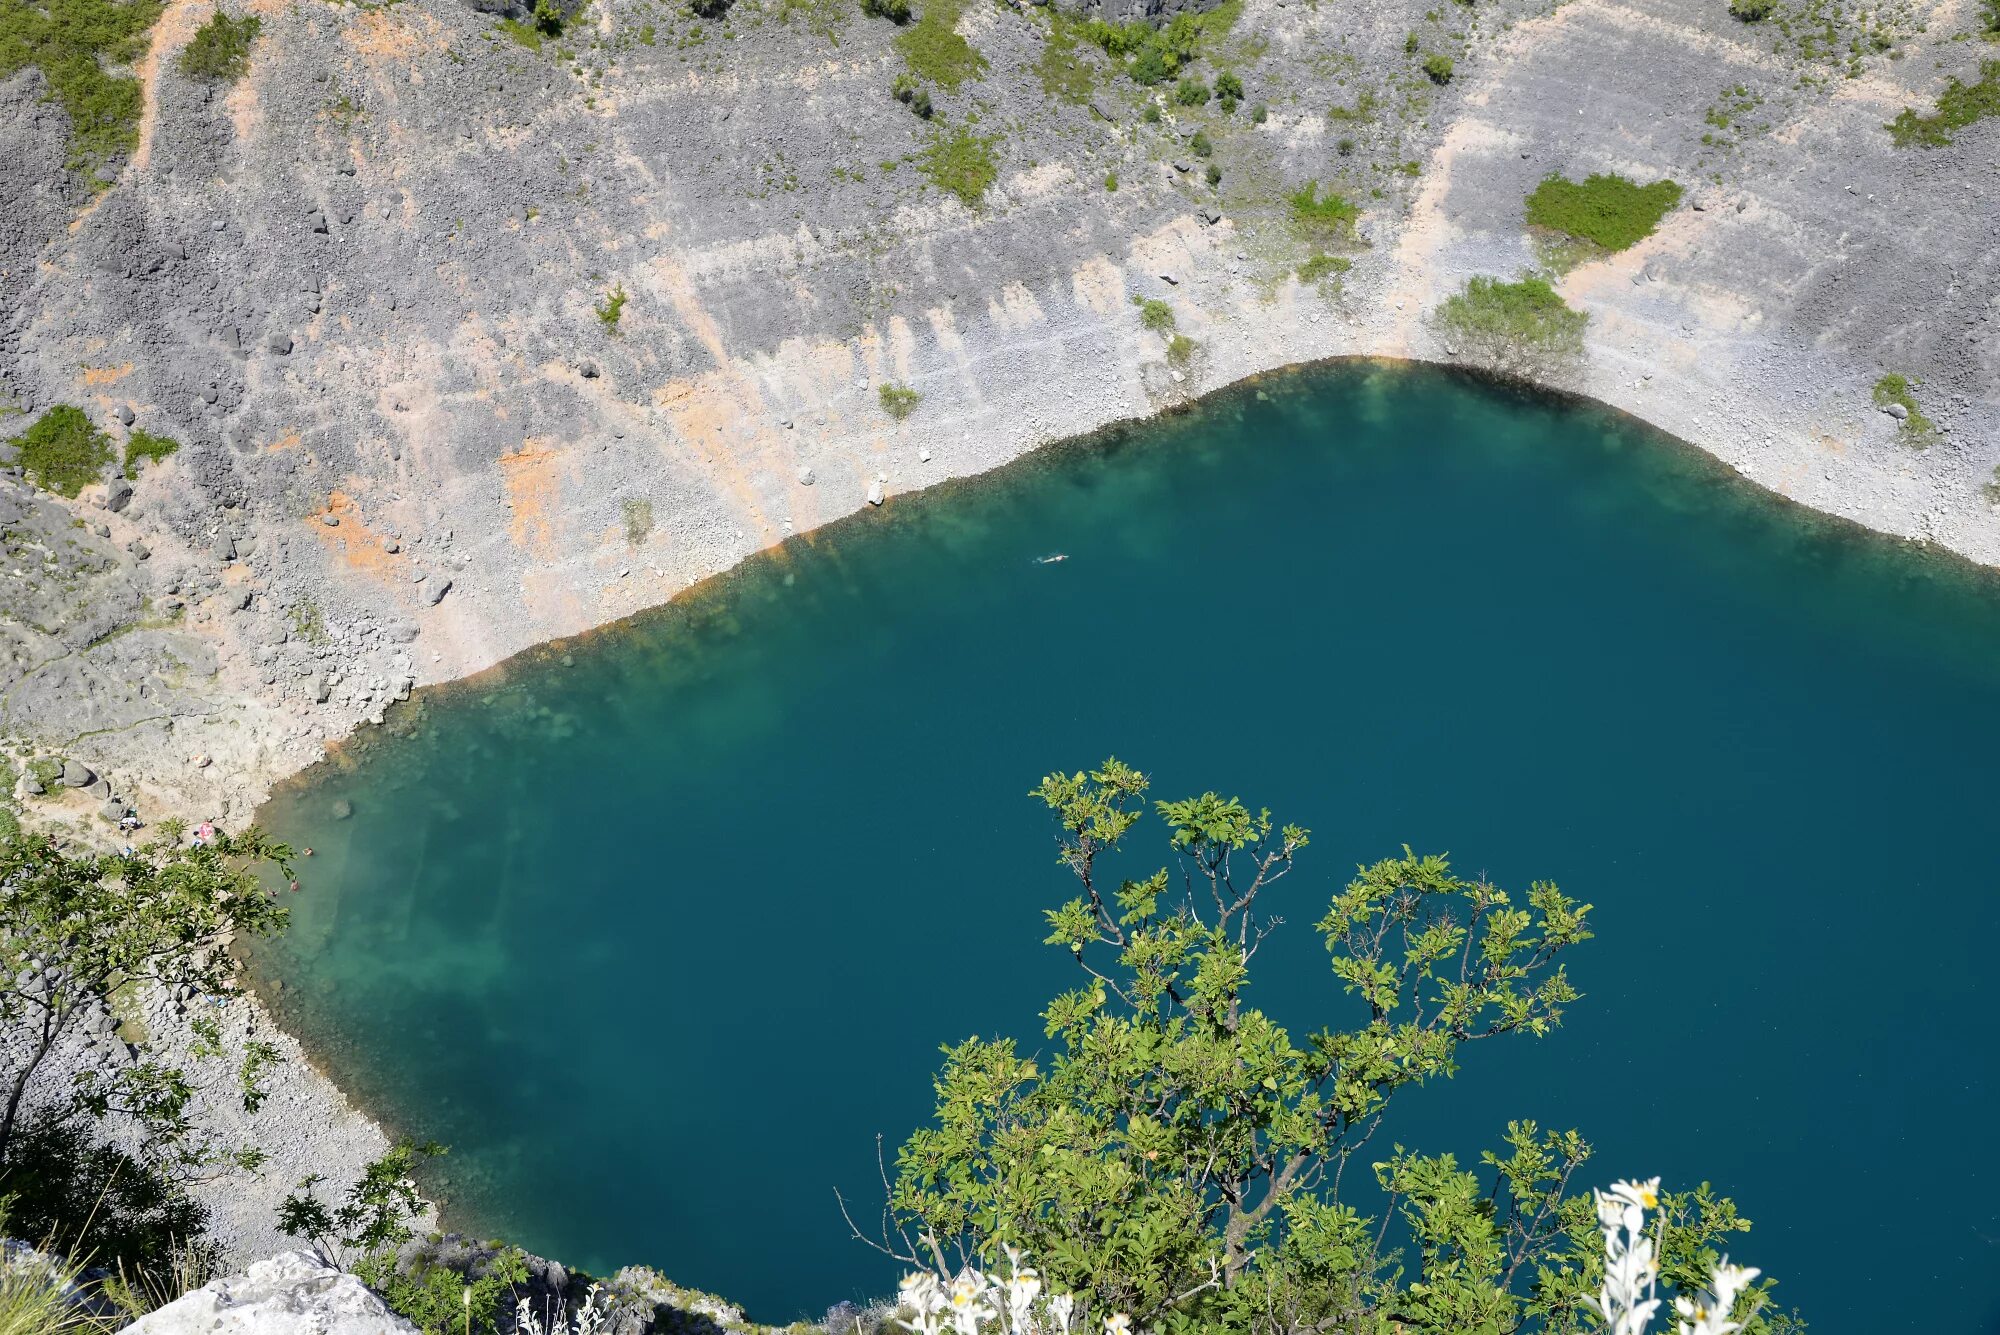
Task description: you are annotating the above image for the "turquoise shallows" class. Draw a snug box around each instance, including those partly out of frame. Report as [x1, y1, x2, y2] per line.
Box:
[251, 362, 2000, 1332]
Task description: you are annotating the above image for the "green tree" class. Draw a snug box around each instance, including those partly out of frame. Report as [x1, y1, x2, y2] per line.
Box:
[0, 826, 292, 1174]
[277, 1140, 445, 1268]
[874, 761, 1794, 1334]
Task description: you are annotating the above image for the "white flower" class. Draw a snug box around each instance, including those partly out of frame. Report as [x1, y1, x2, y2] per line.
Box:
[1046, 1294, 1076, 1335]
[1674, 1259, 1762, 1335]
[1104, 1315, 1132, 1335]
[947, 1272, 994, 1335]
[999, 1246, 1042, 1325]
[899, 1272, 945, 1335]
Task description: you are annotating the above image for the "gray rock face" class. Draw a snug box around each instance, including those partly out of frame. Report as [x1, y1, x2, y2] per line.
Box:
[125, 1252, 416, 1335]
[59, 758, 93, 788]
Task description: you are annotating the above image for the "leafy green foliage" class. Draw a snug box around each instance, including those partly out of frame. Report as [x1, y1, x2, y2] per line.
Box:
[0, 0, 164, 176]
[1164, 332, 1196, 368]
[10, 405, 111, 497]
[1297, 252, 1351, 292]
[1327, 88, 1376, 122]
[594, 284, 627, 332]
[176, 10, 260, 83]
[1525, 172, 1683, 252]
[861, 0, 909, 20]
[1885, 59, 2000, 146]
[1872, 373, 1935, 442]
[1174, 75, 1208, 105]
[0, 826, 293, 1186]
[1080, 5, 1236, 88]
[1213, 69, 1243, 111]
[1131, 296, 1173, 333]
[879, 384, 921, 419]
[121, 427, 178, 479]
[1435, 275, 1588, 362]
[353, 1247, 529, 1335]
[893, 72, 934, 117]
[1422, 52, 1454, 83]
[0, 1116, 216, 1283]
[1189, 128, 1213, 156]
[881, 761, 1646, 1332]
[278, 1141, 445, 1266]
[1729, 0, 1775, 18]
[917, 125, 998, 205]
[1287, 181, 1359, 240]
[896, 0, 985, 92]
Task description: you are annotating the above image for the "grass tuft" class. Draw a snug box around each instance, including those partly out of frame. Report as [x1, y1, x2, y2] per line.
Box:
[0, 0, 166, 178]
[879, 384, 921, 419]
[1434, 275, 1588, 364]
[1885, 59, 2000, 147]
[917, 125, 998, 205]
[1872, 373, 1935, 443]
[10, 405, 112, 497]
[121, 428, 177, 479]
[896, 0, 985, 91]
[176, 10, 260, 82]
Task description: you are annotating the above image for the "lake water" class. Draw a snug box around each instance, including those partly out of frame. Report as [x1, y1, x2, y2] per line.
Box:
[250, 362, 2000, 1332]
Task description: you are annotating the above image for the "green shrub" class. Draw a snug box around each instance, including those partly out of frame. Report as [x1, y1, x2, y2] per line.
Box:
[353, 1249, 528, 1335]
[1174, 75, 1208, 105]
[1287, 180, 1359, 238]
[879, 384, 921, 419]
[1872, 373, 1935, 441]
[1248, 100, 1266, 122]
[1082, 7, 1232, 88]
[1165, 332, 1196, 367]
[594, 283, 627, 331]
[1214, 69, 1243, 111]
[892, 73, 934, 117]
[1133, 295, 1176, 333]
[1984, 0, 1999, 36]
[1434, 274, 1588, 361]
[1189, 128, 1213, 156]
[1104, 171, 1118, 190]
[1422, 52, 1454, 83]
[121, 428, 178, 479]
[1328, 88, 1377, 121]
[177, 11, 261, 82]
[1297, 252, 1352, 285]
[1336, 135, 1355, 155]
[689, 0, 729, 16]
[10, 405, 111, 497]
[897, 0, 986, 91]
[1524, 172, 1683, 251]
[1204, 162, 1220, 185]
[1141, 102, 1162, 123]
[917, 125, 998, 204]
[0, 0, 165, 175]
[1728, 0, 1774, 18]
[861, 0, 910, 19]
[622, 497, 654, 544]
[26, 758, 63, 792]
[1403, 29, 1419, 53]
[1885, 59, 2000, 146]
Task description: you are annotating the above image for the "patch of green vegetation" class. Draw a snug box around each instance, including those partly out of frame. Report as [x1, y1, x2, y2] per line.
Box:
[622, 496, 653, 544]
[176, 10, 260, 82]
[1872, 373, 1935, 442]
[1035, 10, 1094, 103]
[1189, 128, 1213, 156]
[120, 427, 177, 479]
[1248, 99, 1265, 122]
[1328, 88, 1377, 121]
[917, 124, 998, 205]
[9, 405, 111, 497]
[1165, 332, 1196, 367]
[860, 0, 908, 18]
[1104, 170, 1118, 191]
[775, 0, 846, 41]
[1133, 295, 1176, 333]
[879, 383, 921, 419]
[289, 598, 328, 645]
[1174, 74, 1209, 105]
[1080, 2, 1237, 88]
[1983, 0, 2000, 37]
[353, 1248, 530, 1335]
[1297, 252, 1351, 291]
[1214, 68, 1242, 111]
[1287, 180, 1360, 241]
[0, 0, 166, 177]
[892, 71, 933, 117]
[1524, 172, 1683, 253]
[26, 757, 64, 792]
[1729, 0, 1774, 18]
[1885, 59, 2000, 146]
[896, 0, 985, 92]
[1422, 52, 1454, 83]
[498, 0, 566, 48]
[1434, 274, 1588, 362]
[595, 283, 627, 331]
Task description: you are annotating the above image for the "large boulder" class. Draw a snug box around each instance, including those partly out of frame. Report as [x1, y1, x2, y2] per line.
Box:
[125, 1253, 416, 1335]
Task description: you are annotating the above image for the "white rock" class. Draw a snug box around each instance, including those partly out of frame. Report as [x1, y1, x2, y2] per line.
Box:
[866, 479, 885, 506]
[127, 1253, 415, 1335]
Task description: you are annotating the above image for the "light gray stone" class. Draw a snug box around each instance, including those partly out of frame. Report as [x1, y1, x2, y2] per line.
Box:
[125, 1253, 416, 1335]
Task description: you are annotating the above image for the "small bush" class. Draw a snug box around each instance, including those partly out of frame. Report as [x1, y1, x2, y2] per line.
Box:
[354, 1249, 529, 1335]
[1133, 296, 1176, 333]
[879, 384, 921, 419]
[1204, 162, 1221, 185]
[897, 0, 987, 91]
[27, 757, 64, 792]
[1422, 52, 1454, 83]
[595, 284, 627, 331]
[1297, 253, 1352, 286]
[178, 11, 262, 83]
[892, 73, 934, 116]
[917, 125, 999, 205]
[1885, 59, 2000, 147]
[1328, 89, 1377, 121]
[862, 0, 911, 19]
[1872, 373, 1935, 442]
[1165, 333, 1196, 367]
[10, 405, 111, 497]
[1189, 129, 1213, 156]
[622, 497, 653, 544]
[1403, 30, 1419, 53]
[1524, 172, 1682, 251]
[689, 0, 729, 16]
[1728, 0, 1774, 18]
[1142, 102, 1163, 124]
[1249, 100, 1267, 123]
[121, 428, 178, 479]
[1434, 274, 1588, 364]
[1174, 76, 1209, 106]
[1287, 181, 1360, 238]
[1214, 70, 1243, 111]
[1104, 171, 1118, 191]
[1336, 135, 1355, 155]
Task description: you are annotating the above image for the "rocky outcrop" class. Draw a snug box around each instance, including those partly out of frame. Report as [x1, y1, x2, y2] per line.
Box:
[126, 1253, 416, 1335]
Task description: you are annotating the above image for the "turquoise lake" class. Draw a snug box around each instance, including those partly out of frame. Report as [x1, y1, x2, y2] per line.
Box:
[251, 362, 2000, 1332]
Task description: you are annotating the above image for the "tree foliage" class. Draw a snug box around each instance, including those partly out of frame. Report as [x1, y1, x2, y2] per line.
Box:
[278, 1140, 445, 1268]
[874, 761, 1796, 1334]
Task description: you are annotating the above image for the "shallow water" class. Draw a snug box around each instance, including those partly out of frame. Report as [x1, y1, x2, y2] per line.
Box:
[252, 362, 2000, 1331]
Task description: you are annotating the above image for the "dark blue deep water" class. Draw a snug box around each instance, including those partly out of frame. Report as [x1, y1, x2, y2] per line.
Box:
[251, 362, 2000, 1333]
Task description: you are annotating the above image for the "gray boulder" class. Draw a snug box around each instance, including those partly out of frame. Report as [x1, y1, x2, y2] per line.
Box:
[60, 759, 93, 788]
[124, 1252, 416, 1335]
